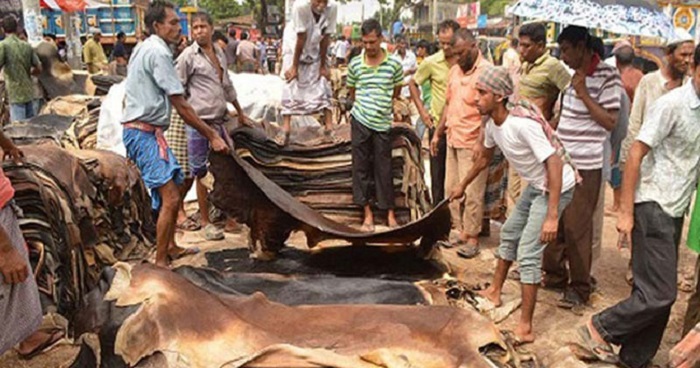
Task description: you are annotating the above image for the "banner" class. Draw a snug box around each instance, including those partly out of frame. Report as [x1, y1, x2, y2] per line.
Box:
[40, 0, 86, 12]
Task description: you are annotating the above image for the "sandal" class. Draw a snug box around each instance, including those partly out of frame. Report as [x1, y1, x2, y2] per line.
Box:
[500, 329, 534, 347]
[18, 329, 65, 360]
[273, 130, 290, 146]
[576, 325, 618, 364]
[203, 223, 225, 241]
[436, 240, 453, 248]
[557, 289, 586, 309]
[168, 246, 200, 261]
[456, 243, 480, 259]
[176, 216, 201, 231]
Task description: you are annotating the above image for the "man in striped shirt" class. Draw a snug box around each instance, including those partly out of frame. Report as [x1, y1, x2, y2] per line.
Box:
[543, 26, 622, 308]
[347, 19, 404, 231]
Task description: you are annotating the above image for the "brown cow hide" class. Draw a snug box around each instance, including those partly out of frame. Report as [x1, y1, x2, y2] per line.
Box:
[209, 149, 451, 260]
[107, 263, 505, 368]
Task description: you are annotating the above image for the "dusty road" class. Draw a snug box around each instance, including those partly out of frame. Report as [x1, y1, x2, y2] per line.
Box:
[0, 187, 695, 367]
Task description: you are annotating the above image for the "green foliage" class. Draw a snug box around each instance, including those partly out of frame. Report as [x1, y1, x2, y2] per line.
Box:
[196, 0, 247, 20]
[480, 0, 511, 16]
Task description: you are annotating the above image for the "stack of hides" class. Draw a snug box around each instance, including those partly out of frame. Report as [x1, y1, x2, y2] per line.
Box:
[232, 123, 431, 225]
[1, 135, 154, 320]
[40, 95, 101, 149]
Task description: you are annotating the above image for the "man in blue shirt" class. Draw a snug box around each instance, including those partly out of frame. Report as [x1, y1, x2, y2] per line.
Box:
[121, 1, 229, 267]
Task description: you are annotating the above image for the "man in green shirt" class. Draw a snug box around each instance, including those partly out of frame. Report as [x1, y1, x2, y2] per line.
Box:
[347, 19, 403, 231]
[83, 28, 108, 74]
[408, 19, 460, 203]
[0, 16, 42, 122]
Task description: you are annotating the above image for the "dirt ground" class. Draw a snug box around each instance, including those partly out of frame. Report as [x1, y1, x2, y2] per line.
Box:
[0, 187, 696, 368]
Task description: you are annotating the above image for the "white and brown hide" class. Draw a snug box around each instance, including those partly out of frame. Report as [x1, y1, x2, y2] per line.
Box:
[107, 263, 505, 368]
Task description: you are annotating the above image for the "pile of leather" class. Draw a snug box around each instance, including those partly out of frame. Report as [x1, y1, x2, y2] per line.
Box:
[231, 124, 432, 225]
[40, 95, 102, 149]
[69, 263, 525, 368]
[1, 142, 154, 321]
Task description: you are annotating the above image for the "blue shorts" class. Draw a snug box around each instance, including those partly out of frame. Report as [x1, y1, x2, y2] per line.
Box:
[123, 128, 183, 210]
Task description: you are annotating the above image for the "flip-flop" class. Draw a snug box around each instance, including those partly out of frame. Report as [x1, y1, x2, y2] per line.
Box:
[576, 325, 618, 364]
[18, 329, 65, 360]
[456, 243, 480, 259]
[168, 246, 200, 261]
[500, 329, 534, 347]
[176, 216, 201, 231]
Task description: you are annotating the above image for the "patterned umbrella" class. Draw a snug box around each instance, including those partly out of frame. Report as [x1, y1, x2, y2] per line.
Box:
[511, 0, 674, 39]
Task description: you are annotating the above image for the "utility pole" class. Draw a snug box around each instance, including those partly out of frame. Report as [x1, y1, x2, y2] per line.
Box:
[21, 0, 43, 45]
[62, 12, 82, 69]
[432, 0, 438, 37]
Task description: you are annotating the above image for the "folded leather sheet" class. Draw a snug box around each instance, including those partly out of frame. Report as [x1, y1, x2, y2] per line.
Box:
[209, 129, 451, 259]
[231, 124, 432, 225]
[70, 263, 509, 368]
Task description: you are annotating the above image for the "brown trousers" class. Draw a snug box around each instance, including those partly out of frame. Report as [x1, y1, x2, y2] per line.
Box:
[543, 169, 602, 301]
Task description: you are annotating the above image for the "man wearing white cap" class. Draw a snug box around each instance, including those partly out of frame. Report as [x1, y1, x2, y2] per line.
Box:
[83, 27, 108, 74]
[620, 28, 694, 169]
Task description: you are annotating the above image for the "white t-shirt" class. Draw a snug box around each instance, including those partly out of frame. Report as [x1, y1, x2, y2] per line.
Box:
[484, 115, 576, 193]
[393, 50, 417, 98]
[335, 40, 348, 59]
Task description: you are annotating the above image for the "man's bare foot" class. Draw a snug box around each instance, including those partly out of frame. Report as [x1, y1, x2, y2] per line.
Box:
[168, 245, 200, 258]
[361, 221, 375, 233]
[387, 216, 398, 228]
[155, 257, 169, 268]
[513, 325, 536, 345]
[476, 286, 502, 307]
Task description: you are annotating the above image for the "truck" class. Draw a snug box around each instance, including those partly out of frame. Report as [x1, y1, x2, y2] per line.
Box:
[40, 0, 196, 45]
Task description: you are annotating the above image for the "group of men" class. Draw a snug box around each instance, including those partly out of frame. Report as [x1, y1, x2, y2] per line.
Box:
[2, 0, 700, 365]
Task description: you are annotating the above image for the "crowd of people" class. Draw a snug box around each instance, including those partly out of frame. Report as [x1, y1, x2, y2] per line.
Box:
[1, 0, 700, 366]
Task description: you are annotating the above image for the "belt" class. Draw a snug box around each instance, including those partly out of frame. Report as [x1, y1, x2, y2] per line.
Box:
[123, 122, 169, 161]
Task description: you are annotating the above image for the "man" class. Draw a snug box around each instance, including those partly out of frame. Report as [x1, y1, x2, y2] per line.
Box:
[409, 20, 460, 204]
[450, 66, 575, 344]
[334, 35, 349, 66]
[603, 40, 640, 214]
[580, 43, 700, 368]
[236, 32, 258, 73]
[393, 35, 418, 124]
[612, 41, 642, 103]
[225, 28, 238, 70]
[415, 39, 429, 64]
[266, 37, 279, 74]
[620, 29, 694, 168]
[347, 19, 403, 231]
[430, 28, 491, 257]
[213, 31, 228, 51]
[0, 16, 42, 123]
[501, 37, 521, 76]
[83, 28, 108, 74]
[277, 0, 337, 146]
[111, 31, 128, 76]
[542, 26, 622, 308]
[121, 1, 229, 267]
[394, 35, 417, 96]
[176, 11, 249, 241]
[512, 22, 571, 212]
[257, 37, 267, 73]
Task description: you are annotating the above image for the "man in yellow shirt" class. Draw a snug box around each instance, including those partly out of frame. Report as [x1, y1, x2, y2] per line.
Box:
[83, 28, 108, 74]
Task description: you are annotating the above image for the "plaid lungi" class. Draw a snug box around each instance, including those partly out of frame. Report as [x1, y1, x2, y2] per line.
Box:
[165, 110, 189, 177]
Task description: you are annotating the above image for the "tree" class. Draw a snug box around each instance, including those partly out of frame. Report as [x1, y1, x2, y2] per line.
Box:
[481, 0, 511, 16]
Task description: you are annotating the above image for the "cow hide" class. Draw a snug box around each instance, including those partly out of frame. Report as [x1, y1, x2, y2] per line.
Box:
[72, 263, 508, 368]
[209, 148, 451, 260]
